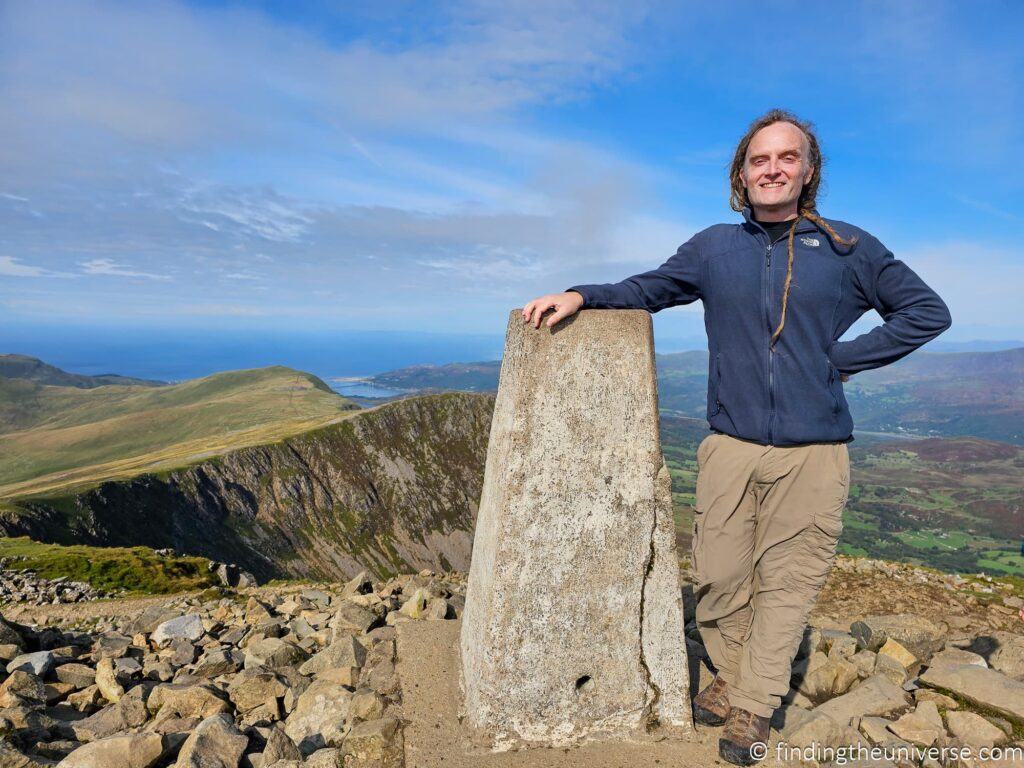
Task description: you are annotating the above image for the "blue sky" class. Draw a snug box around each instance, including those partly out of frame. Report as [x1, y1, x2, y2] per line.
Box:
[1, 0, 1022, 345]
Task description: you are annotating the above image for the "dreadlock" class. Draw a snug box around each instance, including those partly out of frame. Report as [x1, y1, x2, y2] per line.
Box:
[728, 109, 858, 346]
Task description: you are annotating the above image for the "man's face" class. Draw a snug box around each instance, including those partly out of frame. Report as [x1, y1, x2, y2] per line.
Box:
[741, 121, 814, 217]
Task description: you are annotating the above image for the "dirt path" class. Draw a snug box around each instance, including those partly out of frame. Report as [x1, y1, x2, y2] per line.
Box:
[395, 617, 794, 768]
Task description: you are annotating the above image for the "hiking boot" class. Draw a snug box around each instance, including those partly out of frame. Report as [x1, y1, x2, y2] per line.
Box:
[718, 706, 771, 766]
[692, 674, 730, 726]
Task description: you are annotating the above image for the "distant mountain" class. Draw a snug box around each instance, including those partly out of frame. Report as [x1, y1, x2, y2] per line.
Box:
[369, 361, 501, 393]
[0, 364, 358, 497]
[365, 347, 1024, 445]
[0, 392, 493, 581]
[0, 353, 166, 388]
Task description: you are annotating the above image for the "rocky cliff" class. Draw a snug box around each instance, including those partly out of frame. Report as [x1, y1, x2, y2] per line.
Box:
[0, 393, 493, 581]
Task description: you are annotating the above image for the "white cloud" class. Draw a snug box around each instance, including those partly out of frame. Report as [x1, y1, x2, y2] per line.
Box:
[0, 256, 74, 278]
[79, 258, 171, 281]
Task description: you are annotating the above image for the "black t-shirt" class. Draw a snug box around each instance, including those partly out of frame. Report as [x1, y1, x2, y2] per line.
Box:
[754, 217, 798, 244]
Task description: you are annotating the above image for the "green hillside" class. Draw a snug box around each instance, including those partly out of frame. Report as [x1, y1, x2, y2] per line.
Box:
[0, 353, 165, 389]
[0, 365, 359, 499]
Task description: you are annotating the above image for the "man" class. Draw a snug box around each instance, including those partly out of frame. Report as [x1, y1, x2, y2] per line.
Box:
[521, 109, 952, 766]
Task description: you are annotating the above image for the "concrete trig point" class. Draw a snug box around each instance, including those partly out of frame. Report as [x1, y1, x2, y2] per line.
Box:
[459, 309, 694, 751]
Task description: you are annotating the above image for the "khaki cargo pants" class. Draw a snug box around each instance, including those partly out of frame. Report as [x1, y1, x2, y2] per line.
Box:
[691, 432, 850, 718]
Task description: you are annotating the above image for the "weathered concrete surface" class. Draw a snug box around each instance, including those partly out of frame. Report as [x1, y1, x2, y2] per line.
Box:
[458, 309, 692, 751]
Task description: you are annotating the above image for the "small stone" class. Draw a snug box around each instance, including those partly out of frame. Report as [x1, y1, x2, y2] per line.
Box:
[95, 657, 125, 703]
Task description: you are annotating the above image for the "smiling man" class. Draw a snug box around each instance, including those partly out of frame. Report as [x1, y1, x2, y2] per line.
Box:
[521, 109, 952, 765]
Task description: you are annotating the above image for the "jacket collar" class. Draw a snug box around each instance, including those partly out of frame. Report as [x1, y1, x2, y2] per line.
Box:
[741, 206, 821, 237]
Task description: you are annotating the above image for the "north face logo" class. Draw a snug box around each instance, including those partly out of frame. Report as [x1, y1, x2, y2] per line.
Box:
[800, 236, 820, 247]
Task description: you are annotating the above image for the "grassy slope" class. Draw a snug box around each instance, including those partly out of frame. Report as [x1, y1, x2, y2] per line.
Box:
[0, 536, 219, 595]
[0, 366, 357, 499]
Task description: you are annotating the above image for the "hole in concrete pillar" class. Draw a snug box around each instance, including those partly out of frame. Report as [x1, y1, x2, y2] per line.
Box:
[575, 675, 594, 693]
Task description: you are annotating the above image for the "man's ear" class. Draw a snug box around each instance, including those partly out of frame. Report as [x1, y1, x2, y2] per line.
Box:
[803, 162, 814, 185]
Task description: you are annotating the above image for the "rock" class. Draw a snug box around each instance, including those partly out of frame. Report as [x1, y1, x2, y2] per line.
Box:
[284, 680, 353, 755]
[298, 636, 366, 677]
[858, 715, 894, 745]
[776, 706, 862, 753]
[798, 655, 860, 704]
[57, 663, 97, 689]
[193, 648, 242, 677]
[877, 638, 917, 671]
[348, 690, 385, 723]
[329, 604, 377, 638]
[228, 671, 288, 714]
[71, 704, 129, 742]
[5, 651, 54, 676]
[244, 638, 308, 671]
[174, 712, 248, 767]
[263, 722, 302, 763]
[459, 309, 692, 747]
[95, 658, 125, 703]
[0, 670, 46, 707]
[813, 674, 912, 726]
[828, 635, 859, 660]
[342, 572, 373, 598]
[151, 614, 205, 647]
[887, 701, 944, 747]
[851, 650, 877, 679]
[305, 748, 343, 768]
[0, 740, 50, 768]
[873, 653, 908, 687]
[117, 683, 152, 728]
[913, 688, 958, 709]
[989, 631, 1024, 681]
[342, 717, 402, 764]
[919, 662, 1024, 724]
[946, 710, 1007, 749]
[149, 682, 231, 720]
[850, 615, 946, 660]
[92, 633, 132, 661]
[60, 732, 164, 767]
[0, 616, 25, 649]
[927, 648, 987, 671]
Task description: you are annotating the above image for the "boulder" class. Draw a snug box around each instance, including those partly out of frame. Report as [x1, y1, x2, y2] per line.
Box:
[813, 674, 911, 726]
[151, 614, 205, 647]
[945, 710, 1007, 749]
[283, 679, 353, 755]
[60, 732, 164, 768]
[174, 712, 248, 767]
[850, 615, 946, 660]
[989, 631, 1024, 681]
[919, 662, 1024, 724]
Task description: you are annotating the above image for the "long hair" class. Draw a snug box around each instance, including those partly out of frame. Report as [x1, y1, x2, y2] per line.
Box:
[728, 109, 857, 346]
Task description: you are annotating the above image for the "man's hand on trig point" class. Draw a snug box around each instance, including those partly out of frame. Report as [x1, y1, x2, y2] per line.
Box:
[521, 291, 584, 329]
